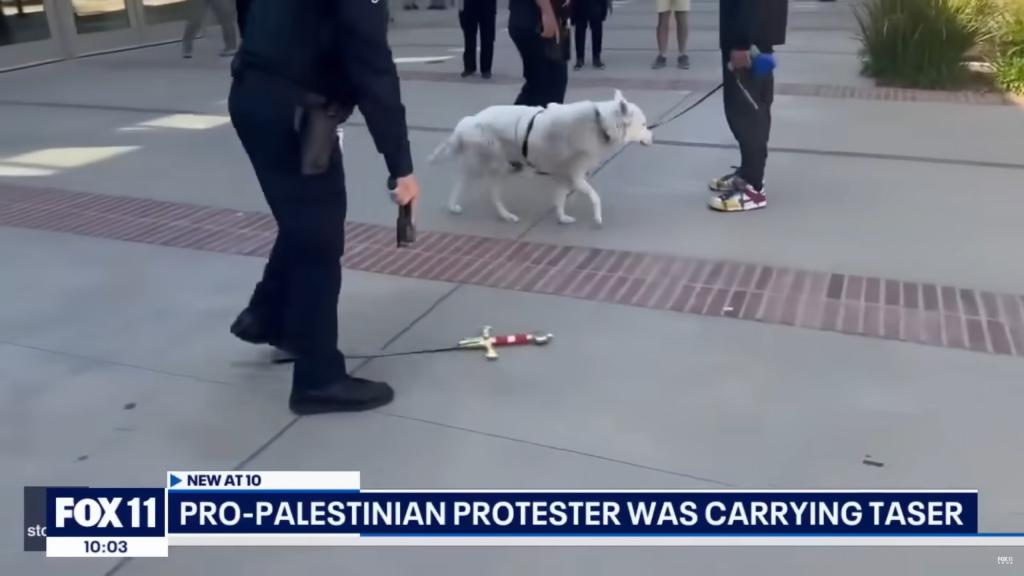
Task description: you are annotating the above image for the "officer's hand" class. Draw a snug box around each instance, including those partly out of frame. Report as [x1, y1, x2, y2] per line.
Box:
[540, 11, 559, 42]
[730, 49, 752, 70]
[391, 174, 420, 207]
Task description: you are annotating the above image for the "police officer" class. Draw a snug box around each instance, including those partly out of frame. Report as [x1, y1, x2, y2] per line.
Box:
[509, 0, 569, 106]
[228, 0, 420, 414]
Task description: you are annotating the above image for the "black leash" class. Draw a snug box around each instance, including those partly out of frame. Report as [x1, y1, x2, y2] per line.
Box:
[272, 347, 467, 364]
[647, 82, 724, 130]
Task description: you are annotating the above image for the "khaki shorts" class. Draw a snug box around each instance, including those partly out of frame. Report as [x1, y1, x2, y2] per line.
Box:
[656, 0, 690, 12]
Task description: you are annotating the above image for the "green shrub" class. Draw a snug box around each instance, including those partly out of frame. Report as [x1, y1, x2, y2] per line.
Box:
[991, 1, 1024, 93]
[855, 0, 981, 89]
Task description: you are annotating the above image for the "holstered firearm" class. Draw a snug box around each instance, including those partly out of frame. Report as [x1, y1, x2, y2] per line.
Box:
[297, 93, 354, 176]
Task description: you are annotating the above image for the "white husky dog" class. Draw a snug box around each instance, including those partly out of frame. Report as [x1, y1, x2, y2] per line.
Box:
[428, 90, 654, 226]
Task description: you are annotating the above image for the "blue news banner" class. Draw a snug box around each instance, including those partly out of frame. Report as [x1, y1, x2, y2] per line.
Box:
[44, 487, 977, 553]
[165, 491, 977, 535]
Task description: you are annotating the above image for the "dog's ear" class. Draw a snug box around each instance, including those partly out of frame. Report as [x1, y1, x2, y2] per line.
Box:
[619, 99, 629, 116]
[613, 89, 624, 103]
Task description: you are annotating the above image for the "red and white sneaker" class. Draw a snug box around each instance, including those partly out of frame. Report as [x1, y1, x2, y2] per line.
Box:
[708, 180, 767, 212]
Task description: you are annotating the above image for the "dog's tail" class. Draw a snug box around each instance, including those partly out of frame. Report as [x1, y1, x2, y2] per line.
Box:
[428, 117, 474, 164]
[427, 133, 459, 164]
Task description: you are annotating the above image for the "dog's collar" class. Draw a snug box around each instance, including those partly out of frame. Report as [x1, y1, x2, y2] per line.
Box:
[594, 106, 612, 144]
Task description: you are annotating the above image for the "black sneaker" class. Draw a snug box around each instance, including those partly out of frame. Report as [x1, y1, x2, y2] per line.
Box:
[593, 59, 605, 70]
[481, 71, 492, 79]
[651, 55, 667, 69]
[574, 60, 584, 70]
[289, 377, 395, 414]
[461, 69, 475, 78]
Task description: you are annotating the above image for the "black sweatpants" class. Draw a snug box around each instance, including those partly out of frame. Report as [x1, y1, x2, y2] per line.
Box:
[574, 17, 603, 62]
[228, 71, 348, 390]
[510, 25, 568, 106]
[722, 53, 774, 190]
[459, 0, 496, 73]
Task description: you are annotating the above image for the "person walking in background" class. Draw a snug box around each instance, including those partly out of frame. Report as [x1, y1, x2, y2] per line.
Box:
[652, 0, 689, 69]
[459, 0, 497, 79]
[572, 0, 610, 70]
[182, 0, 237, 58]
[707, 0, 788, 212]
[509, 0, 569, 106]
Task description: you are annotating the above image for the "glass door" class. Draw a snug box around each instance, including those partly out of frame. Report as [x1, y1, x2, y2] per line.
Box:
[137, 0, 189, 43]
[55, 0, 144, 56]
[0, 0, 64, 70]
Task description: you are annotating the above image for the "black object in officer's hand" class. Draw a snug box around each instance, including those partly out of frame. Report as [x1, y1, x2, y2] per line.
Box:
[390, 177, 416, 248]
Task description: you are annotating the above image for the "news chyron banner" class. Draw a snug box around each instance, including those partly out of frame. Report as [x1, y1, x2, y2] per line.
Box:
[30, 471, 996, 557]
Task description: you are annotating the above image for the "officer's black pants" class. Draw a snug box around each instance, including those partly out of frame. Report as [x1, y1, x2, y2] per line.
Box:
[574, 17, 603, 62]
[228, 73, 347, 389]
[510, 25, 567, 106]
[722, 53, 774, 190]
[459, 0, 496, 74]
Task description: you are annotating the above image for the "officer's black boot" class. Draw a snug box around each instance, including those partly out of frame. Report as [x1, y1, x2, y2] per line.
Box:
[230, 308, 295, 354]
[290, 353, 394, 414]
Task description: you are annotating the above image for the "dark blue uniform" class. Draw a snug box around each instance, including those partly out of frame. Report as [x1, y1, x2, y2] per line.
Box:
[459, 0, 497, 77]
[508, 0, 569, 106]
[228, 0, 412, 413]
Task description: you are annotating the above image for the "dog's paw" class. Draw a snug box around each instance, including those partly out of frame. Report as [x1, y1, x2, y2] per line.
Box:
[558, 214, 576, 225]
[448, 204, 463, 215]
[500, 212, 520, 223]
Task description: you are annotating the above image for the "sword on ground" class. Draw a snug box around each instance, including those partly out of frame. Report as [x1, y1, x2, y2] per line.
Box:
[272, 326, 553, 363]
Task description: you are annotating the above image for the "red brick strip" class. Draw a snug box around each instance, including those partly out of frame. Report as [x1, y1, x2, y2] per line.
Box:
[3, 183, 1023, 358]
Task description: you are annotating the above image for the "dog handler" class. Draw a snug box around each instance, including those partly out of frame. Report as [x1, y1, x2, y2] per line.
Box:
[228, 0, 420, 414]
[708, 0, 787, 212]
[509, 0, 570, 106]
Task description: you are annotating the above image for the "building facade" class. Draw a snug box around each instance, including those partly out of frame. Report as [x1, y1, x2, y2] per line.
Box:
[1, 0, 214, 71]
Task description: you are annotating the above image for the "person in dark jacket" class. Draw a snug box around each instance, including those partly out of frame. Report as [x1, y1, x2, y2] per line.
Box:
[229, 0, 420, 414]
[708, 0, 787, 212]
[572, 0, 609, 70]
[508, 0, 569, 106]
[459, 0, 497, 78]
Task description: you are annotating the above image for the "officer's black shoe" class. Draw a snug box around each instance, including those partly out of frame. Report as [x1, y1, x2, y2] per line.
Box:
[289, 377, 395, 415]
[461, 69, 475, 78]
[230, 308, 273, 344]
[481, 71, 492, 79]
[230, 307, 295, 353]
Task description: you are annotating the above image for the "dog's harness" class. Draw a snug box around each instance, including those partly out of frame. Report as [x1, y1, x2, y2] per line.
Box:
[514, 106, 612, 175]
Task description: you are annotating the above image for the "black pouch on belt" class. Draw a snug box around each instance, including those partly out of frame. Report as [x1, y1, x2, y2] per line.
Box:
[540, 22, 571, 62]
[296, 94, 346, 176]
